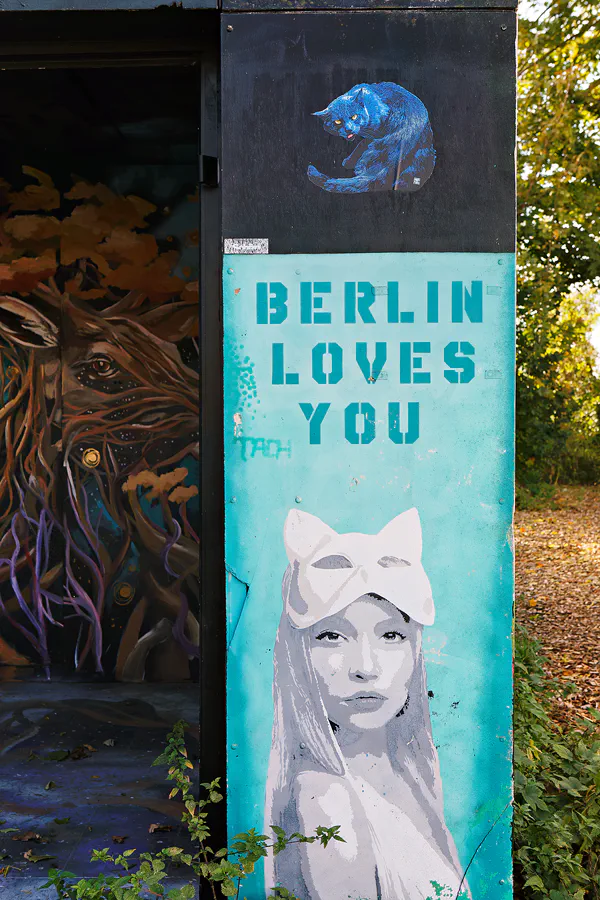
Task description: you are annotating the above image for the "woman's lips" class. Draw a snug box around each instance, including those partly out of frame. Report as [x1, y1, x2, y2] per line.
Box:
[343, 693, 386, 708]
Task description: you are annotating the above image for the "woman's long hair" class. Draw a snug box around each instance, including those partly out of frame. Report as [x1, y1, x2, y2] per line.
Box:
[264, 566, 465, 898]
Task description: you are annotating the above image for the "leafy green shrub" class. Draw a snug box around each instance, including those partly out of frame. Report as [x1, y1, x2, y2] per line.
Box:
[558, 438, 600, 487]
[515, 481, 557, 511]
[42, 721, 343, 900]
[513, 625, 600, 899]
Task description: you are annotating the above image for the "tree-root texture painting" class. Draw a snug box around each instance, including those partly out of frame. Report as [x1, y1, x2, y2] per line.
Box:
[0, 168, 200, 683]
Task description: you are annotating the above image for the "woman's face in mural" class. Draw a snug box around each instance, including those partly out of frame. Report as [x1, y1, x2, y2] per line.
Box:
[309, 594, 417, 732]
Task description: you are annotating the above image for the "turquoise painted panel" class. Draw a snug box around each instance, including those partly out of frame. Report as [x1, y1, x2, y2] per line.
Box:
[224, 252, 515, 900]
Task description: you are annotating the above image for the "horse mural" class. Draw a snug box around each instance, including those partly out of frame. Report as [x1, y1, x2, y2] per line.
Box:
[0, 169, 200, 682]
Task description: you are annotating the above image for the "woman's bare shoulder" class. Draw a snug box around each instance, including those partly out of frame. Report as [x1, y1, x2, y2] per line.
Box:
[292, 768, 351, 798]
[290, 768, 372, 879]
[291, 768, 358, 829]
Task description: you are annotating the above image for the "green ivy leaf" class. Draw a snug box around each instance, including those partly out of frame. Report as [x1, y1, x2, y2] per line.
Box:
[523, 876, 546, 891]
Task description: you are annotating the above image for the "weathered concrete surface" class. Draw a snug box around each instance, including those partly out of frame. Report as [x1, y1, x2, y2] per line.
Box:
[0, 681, 199, 895]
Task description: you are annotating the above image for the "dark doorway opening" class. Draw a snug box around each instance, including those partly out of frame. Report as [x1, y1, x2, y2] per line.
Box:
[0, 21, 223, 886]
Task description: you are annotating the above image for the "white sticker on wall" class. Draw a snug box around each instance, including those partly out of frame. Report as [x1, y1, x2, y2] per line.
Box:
[224, 238, 269, 254]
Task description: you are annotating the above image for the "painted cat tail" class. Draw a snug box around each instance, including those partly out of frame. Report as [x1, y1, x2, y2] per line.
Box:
[307, 164, 328, 188]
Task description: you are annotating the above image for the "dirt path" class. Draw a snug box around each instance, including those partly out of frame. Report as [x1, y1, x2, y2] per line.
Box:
[515, 485, 600, 724]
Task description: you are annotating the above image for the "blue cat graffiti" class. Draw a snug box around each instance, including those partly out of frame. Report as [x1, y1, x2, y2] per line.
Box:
[308, 82, 435, 194]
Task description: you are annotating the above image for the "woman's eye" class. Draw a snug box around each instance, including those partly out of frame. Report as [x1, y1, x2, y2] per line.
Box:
[89, 357, 118, 377]
[316, 631, 344, 643]
[382, 631, 407, 643]
[351, 114, 358, 121]
[334, 119, 342, 125]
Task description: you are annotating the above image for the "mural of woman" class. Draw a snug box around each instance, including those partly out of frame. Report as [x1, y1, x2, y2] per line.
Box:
[264, 507, 468, 900]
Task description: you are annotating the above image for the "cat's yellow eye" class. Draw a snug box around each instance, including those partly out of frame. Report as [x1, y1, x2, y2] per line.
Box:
[351, 114, 358, 121]
[334, 119, 342, 125]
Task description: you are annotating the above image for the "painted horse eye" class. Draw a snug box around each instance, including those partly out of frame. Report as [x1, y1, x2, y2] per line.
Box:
[351, 114, 358, 121]
[90, 356, 118, 377]
[334, 119, 342, 125]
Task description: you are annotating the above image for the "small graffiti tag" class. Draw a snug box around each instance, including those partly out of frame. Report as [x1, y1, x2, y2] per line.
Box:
[234, 435, 292, 461]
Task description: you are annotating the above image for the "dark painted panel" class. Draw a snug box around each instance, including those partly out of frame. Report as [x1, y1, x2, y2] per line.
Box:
[0, 11, 217, 67]
[221, 10, 516, 254]
[224, 0, 516, 9]
[0, 0, 215, 10]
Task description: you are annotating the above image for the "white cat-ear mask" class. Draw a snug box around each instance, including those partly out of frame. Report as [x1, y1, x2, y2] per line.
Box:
[283, 508, 434, 628]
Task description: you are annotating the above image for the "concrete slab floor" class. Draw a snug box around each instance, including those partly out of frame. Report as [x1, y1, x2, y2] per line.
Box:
[0, 680, 200, 898]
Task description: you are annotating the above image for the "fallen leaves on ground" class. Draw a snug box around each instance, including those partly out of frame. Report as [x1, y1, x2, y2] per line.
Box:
[22, 850, 55, 863]
[70, 744, 97, 760]
[0, 864, 21, 876]
[45, 744, 96, 762]
[45, 751, 69, 762]
[12, 832, 47, 843]
[516, 485, 600, 725]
